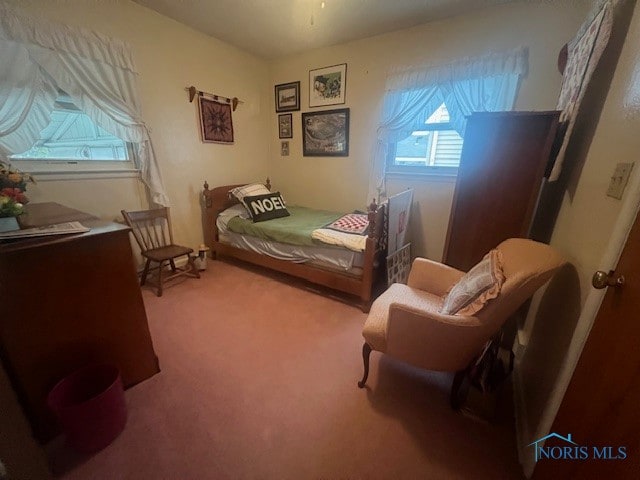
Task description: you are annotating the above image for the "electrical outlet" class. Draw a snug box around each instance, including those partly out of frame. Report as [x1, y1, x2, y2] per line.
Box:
[607, 162, 634, 200]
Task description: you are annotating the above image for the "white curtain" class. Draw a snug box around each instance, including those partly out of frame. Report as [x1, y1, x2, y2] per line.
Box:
[0, 1, 170, 206]
[442, 73, 521, 136]
[0, 39, 57, 155]
[367, 47, 528, 203]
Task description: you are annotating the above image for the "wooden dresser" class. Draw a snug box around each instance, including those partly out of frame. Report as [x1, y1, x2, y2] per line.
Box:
[0, 203, 159, 441]
[443, 111, 560, 271]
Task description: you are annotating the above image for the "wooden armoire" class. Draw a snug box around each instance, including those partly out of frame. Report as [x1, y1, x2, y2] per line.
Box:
[442, 111, 560, 271]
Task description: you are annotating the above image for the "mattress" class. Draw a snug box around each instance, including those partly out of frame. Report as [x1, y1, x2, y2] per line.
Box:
[217, 204, 364, 272]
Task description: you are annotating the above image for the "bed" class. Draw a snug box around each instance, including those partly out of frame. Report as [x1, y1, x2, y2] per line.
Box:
[202, 179, 387, 312]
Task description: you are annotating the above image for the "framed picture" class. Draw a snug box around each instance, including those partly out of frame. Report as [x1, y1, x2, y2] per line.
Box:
[309, 63, 347, 107]
[275, 81, 300, 112]
[278, 114, 293, 139]
[280, 141, 290, 156]
[302, 108, 349, 157]
[198, 96, 234, 144]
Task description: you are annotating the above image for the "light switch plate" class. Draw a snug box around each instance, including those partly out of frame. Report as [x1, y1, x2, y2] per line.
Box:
[607, 162, 634, 200]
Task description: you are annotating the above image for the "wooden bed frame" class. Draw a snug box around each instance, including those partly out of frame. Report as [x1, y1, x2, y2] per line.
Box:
[202, 179, 387, 312]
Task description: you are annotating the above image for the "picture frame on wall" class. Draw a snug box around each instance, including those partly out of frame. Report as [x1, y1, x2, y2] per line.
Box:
[278, 113, 293, 139]
[302, 108, 349, 157]
[281, 141, 290, 156]
[309, 63, 347, 108]
[275, 81, 300, 112]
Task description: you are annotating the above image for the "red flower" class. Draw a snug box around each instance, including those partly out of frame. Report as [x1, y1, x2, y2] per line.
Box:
[1, 187, 28, 204]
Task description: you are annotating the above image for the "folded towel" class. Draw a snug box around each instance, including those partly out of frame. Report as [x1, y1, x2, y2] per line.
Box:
[312, 228, 366, 252]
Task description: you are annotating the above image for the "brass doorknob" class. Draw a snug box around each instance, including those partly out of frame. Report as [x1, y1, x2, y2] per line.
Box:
[592, 270, 625, 289]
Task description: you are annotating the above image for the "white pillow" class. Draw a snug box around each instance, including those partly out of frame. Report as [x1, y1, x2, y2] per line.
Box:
[229, 183, 271, 214]
[440, 249, 504, 316]
[216, 203, 249, 232]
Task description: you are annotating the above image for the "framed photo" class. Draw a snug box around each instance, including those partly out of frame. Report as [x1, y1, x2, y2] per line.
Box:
[309, 63, 347, 107]
[275, 81, 300, 112]
[302, 108, 349, 157]
[278, 114, 293, 139]
[198, 96, 234, 144]
[280, 141, 290, 156]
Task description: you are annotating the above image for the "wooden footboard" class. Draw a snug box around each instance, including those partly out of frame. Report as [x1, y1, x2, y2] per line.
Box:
[202, 179, 386, 312]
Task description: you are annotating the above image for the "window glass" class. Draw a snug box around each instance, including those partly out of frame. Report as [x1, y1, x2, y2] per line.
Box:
[387, 103, 463, 174]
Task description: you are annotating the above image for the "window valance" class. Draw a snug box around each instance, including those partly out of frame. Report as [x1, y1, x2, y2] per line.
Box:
[385, 47, 528, 93]
[0, 1, 136, 73]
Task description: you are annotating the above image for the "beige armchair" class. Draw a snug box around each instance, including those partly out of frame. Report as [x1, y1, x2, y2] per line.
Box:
[358, 238, 565, 408]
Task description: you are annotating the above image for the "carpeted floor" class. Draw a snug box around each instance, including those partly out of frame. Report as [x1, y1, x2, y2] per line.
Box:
[51, 260, 524, 479]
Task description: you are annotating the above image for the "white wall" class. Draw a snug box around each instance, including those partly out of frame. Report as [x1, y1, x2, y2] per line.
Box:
[268, 1, 590, 260]
[14, 0, 271, 251]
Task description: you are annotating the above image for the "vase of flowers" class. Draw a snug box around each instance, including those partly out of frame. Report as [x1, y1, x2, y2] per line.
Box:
[0, 162, 33, 218]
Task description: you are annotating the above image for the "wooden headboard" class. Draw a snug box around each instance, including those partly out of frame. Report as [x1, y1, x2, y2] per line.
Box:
[202, 178, 271, 248]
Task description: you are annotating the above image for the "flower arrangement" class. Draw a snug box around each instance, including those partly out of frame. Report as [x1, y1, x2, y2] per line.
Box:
[0, 162, 34, 217]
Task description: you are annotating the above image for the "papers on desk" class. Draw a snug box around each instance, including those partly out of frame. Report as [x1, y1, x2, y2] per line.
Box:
[0, 221, 90, 239]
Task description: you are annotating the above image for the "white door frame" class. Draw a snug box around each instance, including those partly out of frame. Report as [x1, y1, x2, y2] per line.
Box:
[520, 166, 640, 477]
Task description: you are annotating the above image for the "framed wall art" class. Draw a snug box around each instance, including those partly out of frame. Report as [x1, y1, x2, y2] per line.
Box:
[281, 141, 290, 156]
[278, 113, 293, 139]
[198, 95, 234, 144]
[275, 81, 300, 112]
[309, 63, 346, 107]
[302, 108, 349, 157]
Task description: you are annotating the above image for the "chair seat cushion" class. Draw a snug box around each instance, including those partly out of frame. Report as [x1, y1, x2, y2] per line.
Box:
[363, 283, 443, 353]
[143, 245, 193, 262]
[441, 249, 505, 316]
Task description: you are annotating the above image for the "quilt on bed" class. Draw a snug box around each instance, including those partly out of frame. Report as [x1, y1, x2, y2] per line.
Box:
[225, 205, 367, 252]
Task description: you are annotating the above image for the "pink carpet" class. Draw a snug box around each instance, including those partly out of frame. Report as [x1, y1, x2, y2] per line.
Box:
[50, 260, 524, 479]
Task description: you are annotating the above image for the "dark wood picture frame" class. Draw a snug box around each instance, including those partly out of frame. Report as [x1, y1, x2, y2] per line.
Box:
[302, 108, 349, 157]
[275, 81, 300, 112]
[278, 113, 293, 139]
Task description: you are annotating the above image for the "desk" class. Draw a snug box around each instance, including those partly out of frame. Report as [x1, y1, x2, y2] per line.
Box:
[0, 203, 160, 441]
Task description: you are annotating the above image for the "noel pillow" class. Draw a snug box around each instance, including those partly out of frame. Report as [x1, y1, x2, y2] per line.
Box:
[242, 192, 290, 223]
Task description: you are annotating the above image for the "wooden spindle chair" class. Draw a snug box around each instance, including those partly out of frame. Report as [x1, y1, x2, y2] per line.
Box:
[121, 207, 200, 296]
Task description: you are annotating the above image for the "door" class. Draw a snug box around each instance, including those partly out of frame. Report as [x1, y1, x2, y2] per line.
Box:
[532, 209, 640, 478]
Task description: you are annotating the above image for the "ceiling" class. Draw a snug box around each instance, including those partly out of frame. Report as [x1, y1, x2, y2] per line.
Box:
[133, 0, 510, 59]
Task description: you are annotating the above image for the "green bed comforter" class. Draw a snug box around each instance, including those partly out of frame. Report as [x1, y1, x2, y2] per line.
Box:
[226, 205, 343, 247]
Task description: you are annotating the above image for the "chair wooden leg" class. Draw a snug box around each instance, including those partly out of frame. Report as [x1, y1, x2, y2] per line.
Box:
[450, 369, 467, 410]
[357, 343, 372, 388]
[156, 261, 164, 297]
[141, 259, 151, 286]
[169, 259, 177, 272]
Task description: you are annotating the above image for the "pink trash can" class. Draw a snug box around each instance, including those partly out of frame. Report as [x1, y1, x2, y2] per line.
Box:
[47, 364, 127, 453]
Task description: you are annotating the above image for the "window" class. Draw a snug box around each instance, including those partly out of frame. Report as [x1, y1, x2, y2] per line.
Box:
[9, 93, 136, 173]
[387, 103, 463, 175]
